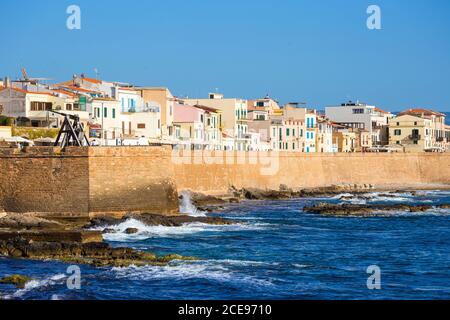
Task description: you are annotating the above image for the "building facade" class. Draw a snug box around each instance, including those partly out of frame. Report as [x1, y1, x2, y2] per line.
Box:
[389, 114, 433, 152]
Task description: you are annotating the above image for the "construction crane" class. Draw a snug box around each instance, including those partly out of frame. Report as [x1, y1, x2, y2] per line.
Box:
[50, 110, 90, 148]
[13, 67, 52, 85]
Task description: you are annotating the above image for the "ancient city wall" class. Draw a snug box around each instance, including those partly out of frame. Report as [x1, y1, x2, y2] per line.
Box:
[173, 151, 450, 194]
[1, 146, 449, 217]
[0, 147, 89, 216]
[0, 146, 179, 217]
[87, 146, 179, 216]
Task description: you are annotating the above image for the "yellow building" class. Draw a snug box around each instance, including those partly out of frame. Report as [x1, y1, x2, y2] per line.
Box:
[397, 108, 447, 151]
[184, 93, 249, 151]
[247, 96, 281, 115]
[270, 118, 305, 152]
[389, 114, 433, 152]
[136, 87, 175, 141]
[331, 124, 356, 153]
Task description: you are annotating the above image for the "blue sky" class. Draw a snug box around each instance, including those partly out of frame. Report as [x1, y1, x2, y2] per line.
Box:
[1, 0, 449, 111]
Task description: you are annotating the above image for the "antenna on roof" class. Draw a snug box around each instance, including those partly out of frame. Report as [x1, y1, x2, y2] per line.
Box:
[94, 68, 100, 79]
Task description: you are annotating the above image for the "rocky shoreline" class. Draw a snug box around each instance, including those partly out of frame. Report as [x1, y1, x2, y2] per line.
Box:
[1, 184, 449, 291]
[0, 211, 234, 273]
[0, 237, 198, 268]
[186, 184, 413, 211]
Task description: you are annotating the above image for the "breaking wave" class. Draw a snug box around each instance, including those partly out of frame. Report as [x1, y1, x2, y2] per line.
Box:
[334, 192, 418, 204]
[110, 259, 275, 287]
[179, 191, 206, 217]
[3, 273, 66, 300]
[99, 218, 272, 242]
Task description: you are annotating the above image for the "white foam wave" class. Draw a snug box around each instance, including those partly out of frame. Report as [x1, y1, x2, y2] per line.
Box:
[415, 190, 450, 196]
[371, 207, 450, 217]
[179, 191, 206, 217]
[111, 260, 275, 287]
[335, 192, 417, 204]
[4, 273, 66, 300]
[97, 218, 272, 242]
[293, 264, 314, 269]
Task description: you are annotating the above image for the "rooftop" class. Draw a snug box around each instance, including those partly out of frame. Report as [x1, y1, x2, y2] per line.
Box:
[398, 108, 446, 117]
[193, 104, 221, 113]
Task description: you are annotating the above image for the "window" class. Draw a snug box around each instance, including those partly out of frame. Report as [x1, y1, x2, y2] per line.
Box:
[293, 129, 295, 136]
[30, 101, 52, 111]
[66, 104, 73, 111]
[112, 109, 116, 119]
[137, 123, 146, 129]
[394, 129, 401, 136]
[272, 128, 276, 137]
[158, 119, 160, 129]
[279, 128, 282, 138]
[73, 103, 80, 111]
[104, 108, 108, 118]
[352, 108, 364, 114]
[414, 122, 417, 126]
[256, 101, 264, 107]
[286, 128, 290, 136]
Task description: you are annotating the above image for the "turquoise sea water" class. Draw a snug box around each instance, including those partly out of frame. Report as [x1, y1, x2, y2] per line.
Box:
[1, 190, 450, 300]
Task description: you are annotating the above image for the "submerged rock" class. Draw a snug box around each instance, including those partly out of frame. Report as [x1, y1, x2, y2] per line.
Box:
[102, 228, 116, 234]
[124, 228, 139, 234]
[0, 274, 33, 289]
[303, 202, 441, 217]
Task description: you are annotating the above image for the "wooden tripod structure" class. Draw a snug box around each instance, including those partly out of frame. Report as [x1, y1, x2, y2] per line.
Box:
[52, 110, 90, 148]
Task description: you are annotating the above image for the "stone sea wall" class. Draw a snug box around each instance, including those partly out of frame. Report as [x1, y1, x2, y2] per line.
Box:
[0, 146, 179, 217]
[1, 146, 449, 217]
[173, 151, 450, 194]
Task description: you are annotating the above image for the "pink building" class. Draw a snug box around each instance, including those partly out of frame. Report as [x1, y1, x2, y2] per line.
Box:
[173, 102, 206, 149]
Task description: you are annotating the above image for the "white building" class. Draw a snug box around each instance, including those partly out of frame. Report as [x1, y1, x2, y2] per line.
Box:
[325, 101, 393, 146]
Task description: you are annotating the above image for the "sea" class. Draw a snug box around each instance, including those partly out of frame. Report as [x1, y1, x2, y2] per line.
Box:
[1, 190, 450, 300]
